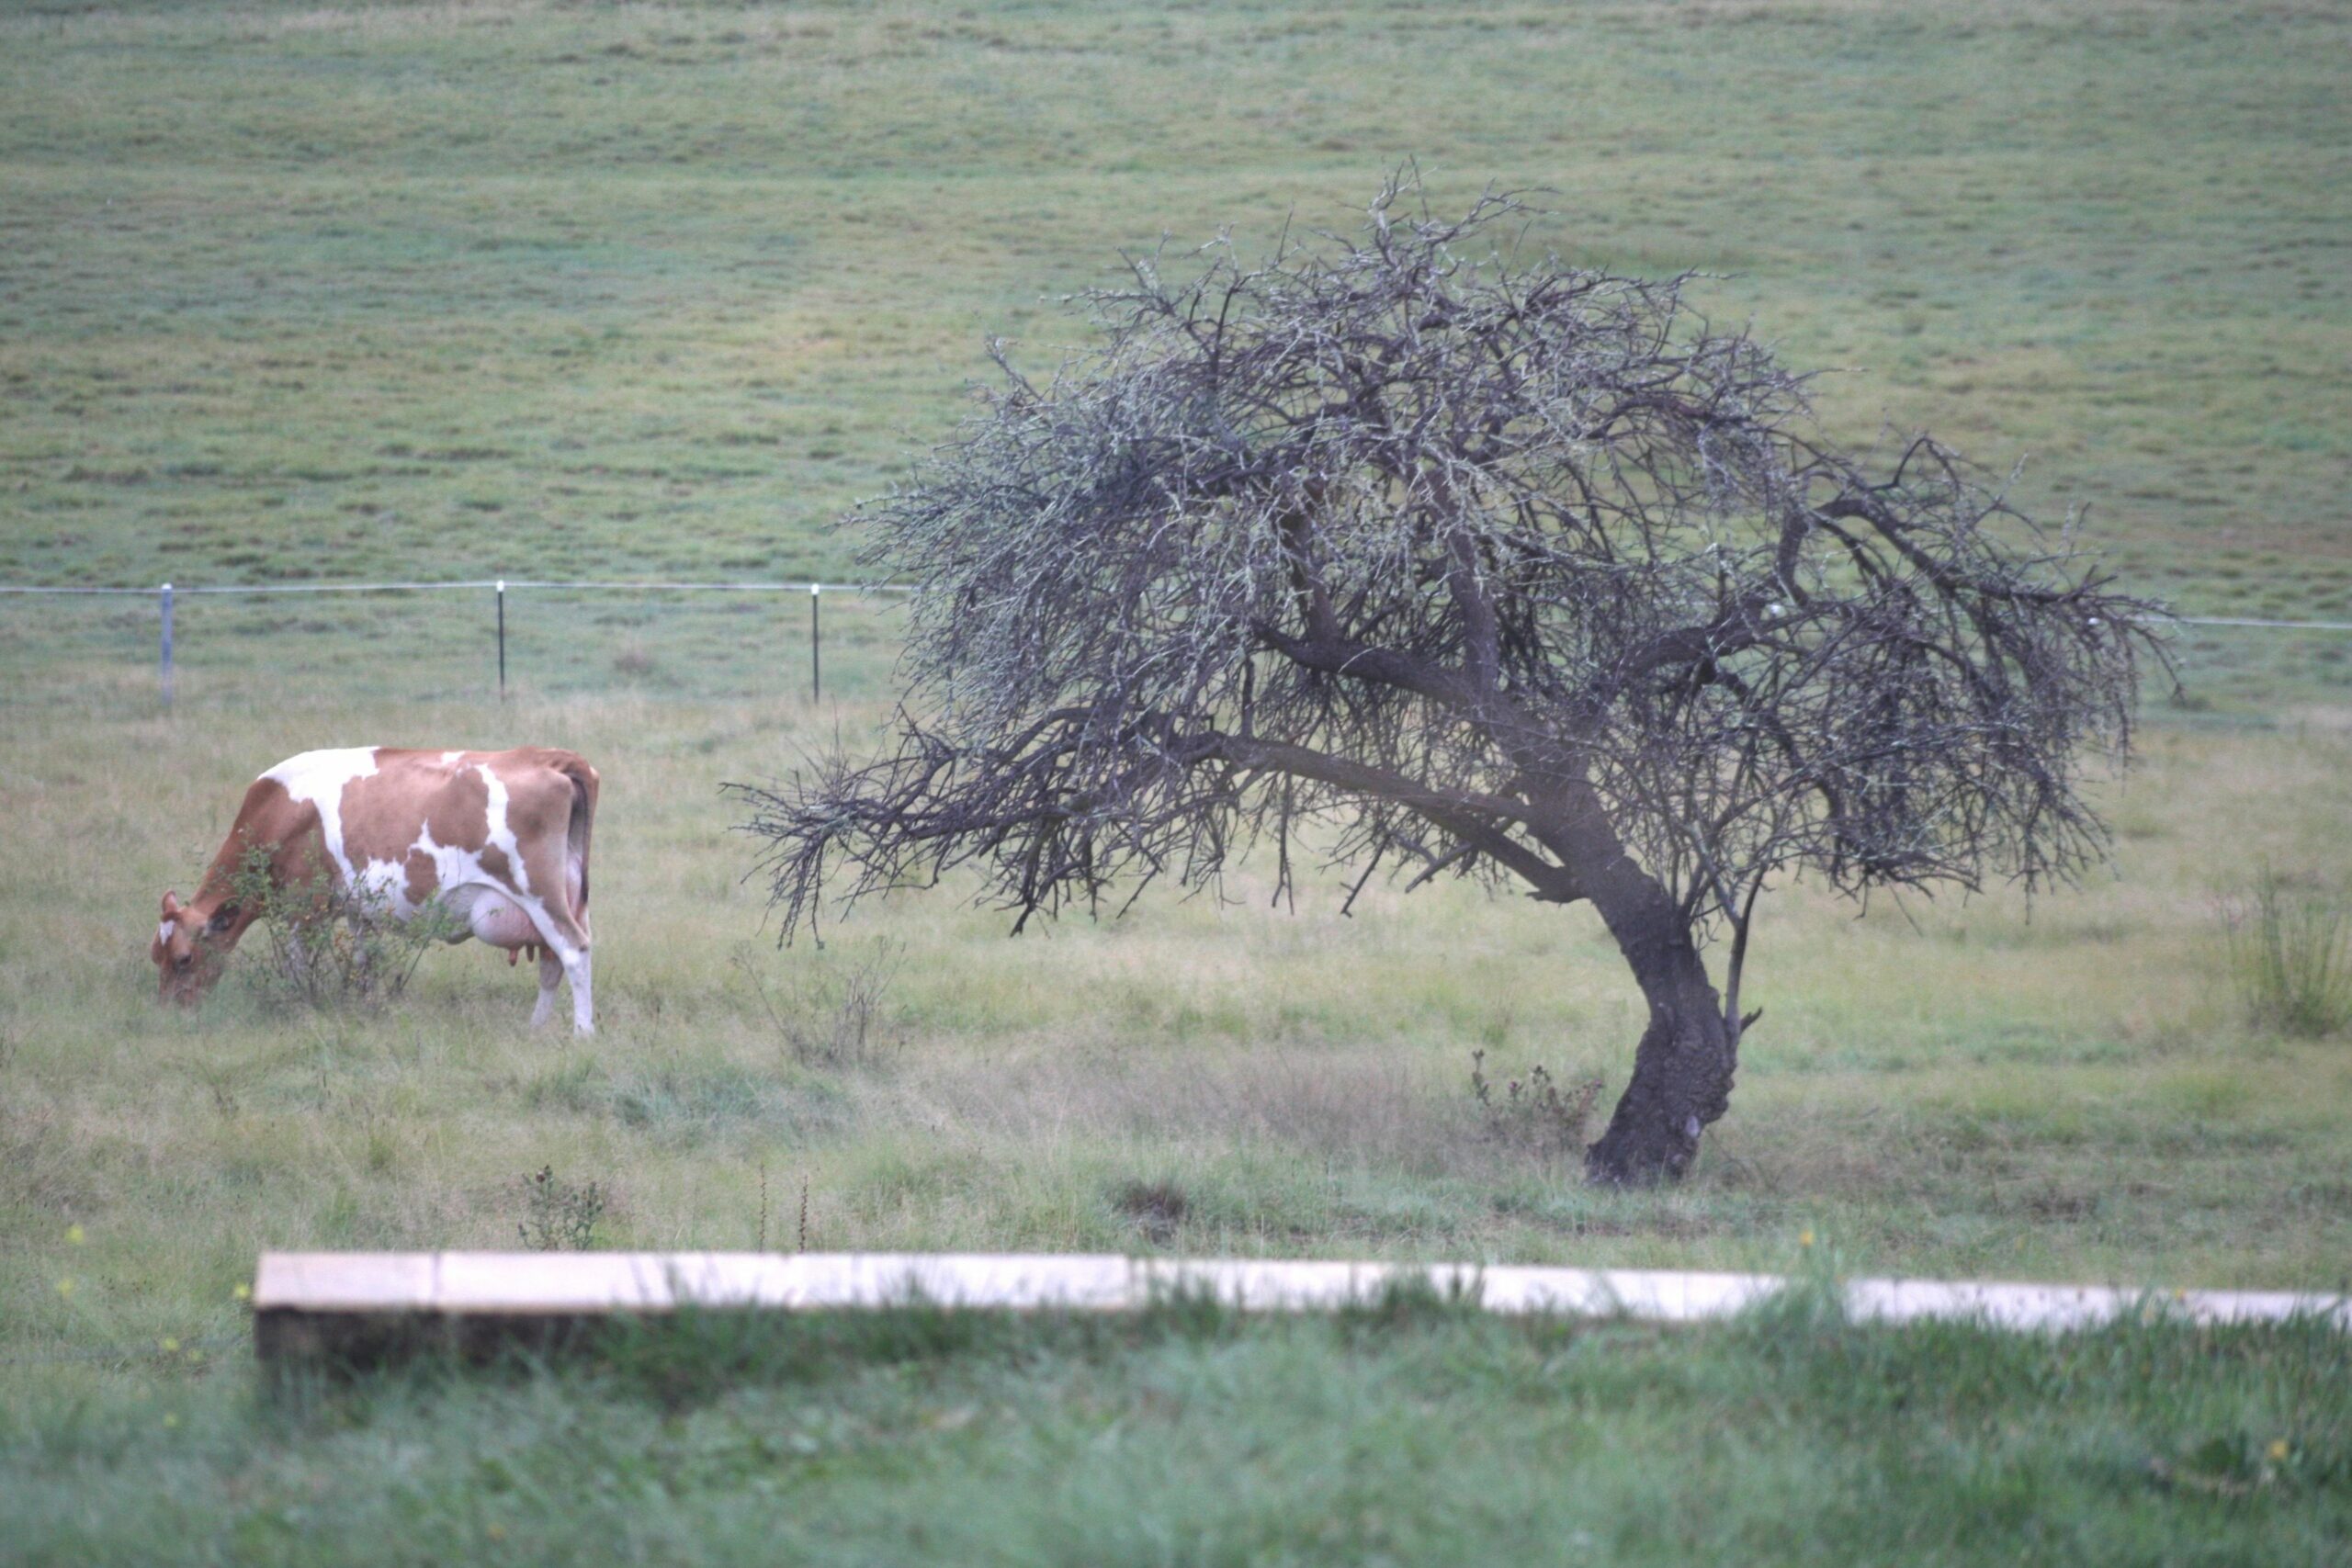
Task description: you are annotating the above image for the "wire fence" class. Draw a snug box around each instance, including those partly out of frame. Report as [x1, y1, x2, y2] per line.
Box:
[0, 579, 918, 712]
[3, 579, 2350, 715]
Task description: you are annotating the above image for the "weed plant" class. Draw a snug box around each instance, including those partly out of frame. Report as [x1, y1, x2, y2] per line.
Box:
[514, 1167, 610, 1253]
[2225, 866, 2352, 1038]
[226, 848, 462, 1016]
[1471, 1050, 1604, 1158]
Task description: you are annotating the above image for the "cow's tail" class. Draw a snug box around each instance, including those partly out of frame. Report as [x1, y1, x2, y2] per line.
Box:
[554, 754, 598, 931]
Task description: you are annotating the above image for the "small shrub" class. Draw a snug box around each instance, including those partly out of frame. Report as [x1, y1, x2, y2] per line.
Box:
[2222, 866, 2352, 1038]
[1471, 1049, 1603, 1158]
[733, 939, 903, 1070]
[515, 1164, 609, 1251]
[1113, 1179, 1190, 1245]
[228, 846, 460, 1014]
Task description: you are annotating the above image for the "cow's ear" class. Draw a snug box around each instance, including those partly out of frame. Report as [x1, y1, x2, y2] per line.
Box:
[204, 904, 239, 936]
[162, 890, 182, 918]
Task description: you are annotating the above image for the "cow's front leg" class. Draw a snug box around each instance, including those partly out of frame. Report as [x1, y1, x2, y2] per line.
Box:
[531, 949, 562, 1029]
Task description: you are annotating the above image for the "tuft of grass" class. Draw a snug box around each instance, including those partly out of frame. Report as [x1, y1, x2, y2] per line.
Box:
[733, 939, 903, 1072]
[2224, 866, 2352, 1038]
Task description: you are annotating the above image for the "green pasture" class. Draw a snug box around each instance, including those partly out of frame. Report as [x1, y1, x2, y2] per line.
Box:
[4, 0, 2350, 1559]
[6, 687, 2352, 1560]
[1, 0, 2348, 703]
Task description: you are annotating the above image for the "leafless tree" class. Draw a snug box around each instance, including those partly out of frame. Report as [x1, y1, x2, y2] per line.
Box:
[732, 175, 2165, 1183]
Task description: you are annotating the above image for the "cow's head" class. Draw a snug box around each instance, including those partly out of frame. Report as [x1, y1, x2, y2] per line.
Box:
[151, 890, 237, 1007]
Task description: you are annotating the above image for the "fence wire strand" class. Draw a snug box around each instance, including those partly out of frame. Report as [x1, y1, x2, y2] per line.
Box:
[0, 580, 2337, 631]
[1, 580, 2345, 715]
[0, 581, 917, 595]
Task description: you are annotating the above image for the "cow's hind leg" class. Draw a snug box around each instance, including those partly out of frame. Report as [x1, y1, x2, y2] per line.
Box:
[564, 945, 593, 1036]
[514, 902, 594, 1036]
[530, 949, 563, 1029]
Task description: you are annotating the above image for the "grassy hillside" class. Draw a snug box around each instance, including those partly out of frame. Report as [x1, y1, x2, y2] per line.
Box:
[3, 3, 2346, 628]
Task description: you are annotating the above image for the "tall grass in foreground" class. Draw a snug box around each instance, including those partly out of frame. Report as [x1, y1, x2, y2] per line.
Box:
[2226, 866, 2352, 1039]
[4, 1303, 2346, 1565]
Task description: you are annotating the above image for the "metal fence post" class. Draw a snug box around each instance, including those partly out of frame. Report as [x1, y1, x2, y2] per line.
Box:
[159, 581, 174, 710]
[495, 580, 507, 700]
[810, 581, 821, 703]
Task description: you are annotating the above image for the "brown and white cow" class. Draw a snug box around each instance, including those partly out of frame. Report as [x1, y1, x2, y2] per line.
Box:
[151, 747, 599, 1033]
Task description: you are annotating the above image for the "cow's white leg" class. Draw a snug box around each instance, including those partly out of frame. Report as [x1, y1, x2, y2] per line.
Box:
[530, 951, 563, 1029]
[564, 946, 594, 1036]
[514, 899, 594, 1036]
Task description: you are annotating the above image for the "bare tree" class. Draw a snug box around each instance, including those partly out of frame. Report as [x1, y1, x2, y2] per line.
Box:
[733, 175, 2165, 1184]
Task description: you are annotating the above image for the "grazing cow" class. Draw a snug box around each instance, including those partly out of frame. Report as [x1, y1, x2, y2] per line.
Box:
[151, 747, 599, 1033]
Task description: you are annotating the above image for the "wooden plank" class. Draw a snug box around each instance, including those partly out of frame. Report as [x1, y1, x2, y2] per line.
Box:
[254, 1251, 436, 1311]
[251, 1251, 2352, 1365]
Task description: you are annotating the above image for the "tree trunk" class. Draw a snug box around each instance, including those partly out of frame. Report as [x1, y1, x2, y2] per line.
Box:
[1577, 857, 1738, 1186]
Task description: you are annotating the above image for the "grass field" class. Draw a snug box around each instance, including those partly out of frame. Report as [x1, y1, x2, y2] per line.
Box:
[11, 1300, 2350, 1565]
[8, 682, 2352, 1559]
[2, 0, 2349, 704]
[5, 0, 2350, 1560]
